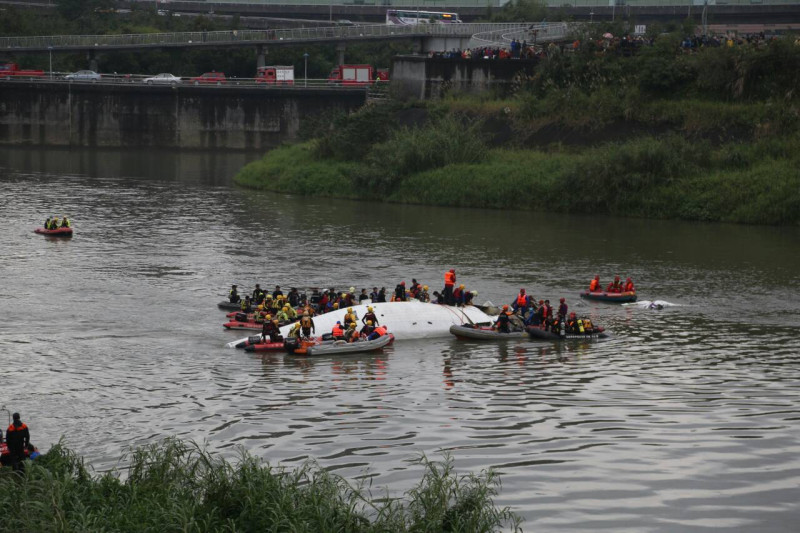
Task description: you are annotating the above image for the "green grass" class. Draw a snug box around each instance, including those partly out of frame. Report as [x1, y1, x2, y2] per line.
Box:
[0, 439, 521, 533]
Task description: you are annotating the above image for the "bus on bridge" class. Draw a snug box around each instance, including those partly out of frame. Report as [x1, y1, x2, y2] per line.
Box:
[386, 10, 462, 25]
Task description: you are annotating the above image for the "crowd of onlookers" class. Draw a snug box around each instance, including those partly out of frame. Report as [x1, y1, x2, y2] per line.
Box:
[429, 30, 794, 62]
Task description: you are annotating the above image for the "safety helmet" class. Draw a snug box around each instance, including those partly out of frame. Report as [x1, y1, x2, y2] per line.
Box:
[282, 306, 288, 311]
[367, 306, 373, 312]
[349, 286, 355, 293]
[520, 288, 525, 293]
[459, 284, 464, 289]
[626, 277, 631, 282]
[340, 293, 346, 297]
[333, 303, 339, 309]
[347, 307, 353, 313]
[569, 312, 576, 318]
[503, 304, 509, 310]
[265, 314, 271, 320]
[560, 298, 565, 303]
[472, 291, 478, 296]
[423, 285, 428, 290]
[401, 281, 406, 286]
[336, 321, 341, 325]
[450, 269, 455, 273]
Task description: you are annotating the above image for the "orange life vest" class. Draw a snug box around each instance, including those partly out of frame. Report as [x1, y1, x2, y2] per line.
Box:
[516, 294, 527, 307]
[373, 326, 387, 336]
[589, 279, 600, 291]
[444, 272, 455, 286]
[624, 281, 634, 292]
[331, 324, 344, 336]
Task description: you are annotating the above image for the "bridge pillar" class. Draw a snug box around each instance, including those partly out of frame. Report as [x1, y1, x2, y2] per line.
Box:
[256, 45, 267, 69]
[411, 38, 423, 56]
[87, 51, 98, 72]
[336, 43, 346, 66]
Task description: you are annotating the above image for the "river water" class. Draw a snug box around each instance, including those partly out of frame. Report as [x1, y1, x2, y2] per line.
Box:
[1, 147, 799, 532]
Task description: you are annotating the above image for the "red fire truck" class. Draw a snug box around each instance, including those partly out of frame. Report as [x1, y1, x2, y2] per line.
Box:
[0, 63, 45, 79]
[327, 65, 389, 86]
[255, 66, 294, 85]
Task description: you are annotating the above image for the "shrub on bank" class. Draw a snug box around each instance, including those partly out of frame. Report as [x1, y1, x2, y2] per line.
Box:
[0, 439, 521, 532]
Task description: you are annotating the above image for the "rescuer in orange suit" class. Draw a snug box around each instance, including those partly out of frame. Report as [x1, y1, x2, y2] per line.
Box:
[589, 275, 601, 292]
[606, 276, 622, 293]
[6, 413, 30, 471]
[443, 269, 456, 305]
[624, 277, 635, 292]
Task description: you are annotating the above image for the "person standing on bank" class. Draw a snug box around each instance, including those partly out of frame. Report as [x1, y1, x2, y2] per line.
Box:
[6, 413, 30, 470]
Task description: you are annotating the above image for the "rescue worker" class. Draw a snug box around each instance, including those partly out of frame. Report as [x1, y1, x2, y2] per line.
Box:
[528, 300, 546, 326]
[240, 296, 252, 313]
[6, 413, 30, 471]
[49, 217, 61, 230]
[331, 321, 345, 340]
[453, 284, 465, 306]
[367, 324, 387, 341]
[286, 303, 298, 320]
[443, 269, 456, 305]
[260, 314, 276, 342]
[512, 289, 530, 315]
[346, 323, 360, 343]
[288, 323, 301, 339]
[606, 276, 623, 293]
[589, 275, 601, 292]
[61, 216, 71, 228]
[288, 288, 300, 308]
[624, 277, 635, 292]
[393, 282, 407, 302]
[276, 306, 291, 323]
[557, 298, 568, 322]
[542, 299, 553, 331]
[362, 306, 379, 326]
[463, 290, 475, 306]
[299, 312, 315, 339]
[44, 217, 50, 229]
[419, 285, 430, 303]
[343, 307, 358, 329]
[493, 304, 513, 333]
[252, 284, 265, 305]
[566, 312, 581, 334]
[229, 284, 241, 304]
[360, 319, 375, 337]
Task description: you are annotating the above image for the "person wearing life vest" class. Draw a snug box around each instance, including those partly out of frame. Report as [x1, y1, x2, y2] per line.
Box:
[566, 312, 580, 334]
[453, 284, 465, 306]
[252, 284, 265, 305]
[299, 312, 315, 339]
[229, 285, 241, 304]
[240, 296, 252, 313]
[343, 307, 358, 329]
[624, 277, 635, 292]
[409, 279, 421, 299]
[345, 323, 360, 342]
[61, 216, 71, 228]
[542, 299, 554, 331]
[49, 217, 61, 230]
[44, 217, 51, 230]
[367, 325, 388, 341]
[443, 269, 456, 305]
[331, 321, 345, 340]
[360, 320, 376, 337]
[261, 315, 277, 342]
[589, 275, 601, 292]
[362, 306, 379, 326]
[606, 276, 622, 293]
[557, 298, 568, 321]
[6, 413, 30, 470]
[494, 304, 513, 333]
[419, 285, 430, 303]
[512, 289, 530, 315]
[393, 282, 407, 302]
[288, 323, 301, 339]
[528, 300, 546, 326]
[276, 306, 291, 323]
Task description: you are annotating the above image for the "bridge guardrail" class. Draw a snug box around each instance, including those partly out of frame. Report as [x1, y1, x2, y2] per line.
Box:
[469, 22, 569, 47]
[0, 23, 536, 51]
[0, 74, 380, 89]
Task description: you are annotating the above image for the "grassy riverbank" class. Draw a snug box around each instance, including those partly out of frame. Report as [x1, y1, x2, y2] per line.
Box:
[235, 33, 800, 225]
[0, 439, 520, 532]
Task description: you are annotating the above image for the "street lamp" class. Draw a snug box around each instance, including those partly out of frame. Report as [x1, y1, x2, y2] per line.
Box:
[48, 46, 53, 79]
[589, 11, 594, 23]
[303, 52, 309, 87]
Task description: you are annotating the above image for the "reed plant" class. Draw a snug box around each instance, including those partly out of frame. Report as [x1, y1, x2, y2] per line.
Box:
[0, 439, 521, 533]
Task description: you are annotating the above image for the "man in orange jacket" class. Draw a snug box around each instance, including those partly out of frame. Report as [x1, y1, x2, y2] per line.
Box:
[6, 413, 30, 470]
[443, 269, 456, 305]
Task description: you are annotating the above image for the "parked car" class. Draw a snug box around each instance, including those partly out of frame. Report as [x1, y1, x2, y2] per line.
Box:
[143, 73, 182, 86]
[64, 70, 102, 82]
[189, 72, 226, 85]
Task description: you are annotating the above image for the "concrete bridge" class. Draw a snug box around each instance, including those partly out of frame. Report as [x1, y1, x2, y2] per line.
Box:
[0, 23, 569, 67]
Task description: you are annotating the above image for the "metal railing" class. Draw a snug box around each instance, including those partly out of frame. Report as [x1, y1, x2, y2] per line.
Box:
[0, 23, 535, 52]
[470, 22, 568, 47]
[0, 73, 379, 89]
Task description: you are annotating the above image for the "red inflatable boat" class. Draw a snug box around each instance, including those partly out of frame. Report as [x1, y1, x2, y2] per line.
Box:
[34, 226, 73, 236]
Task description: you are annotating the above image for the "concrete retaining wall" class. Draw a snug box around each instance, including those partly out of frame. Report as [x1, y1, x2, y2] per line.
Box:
[0, 82, 366, 149]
